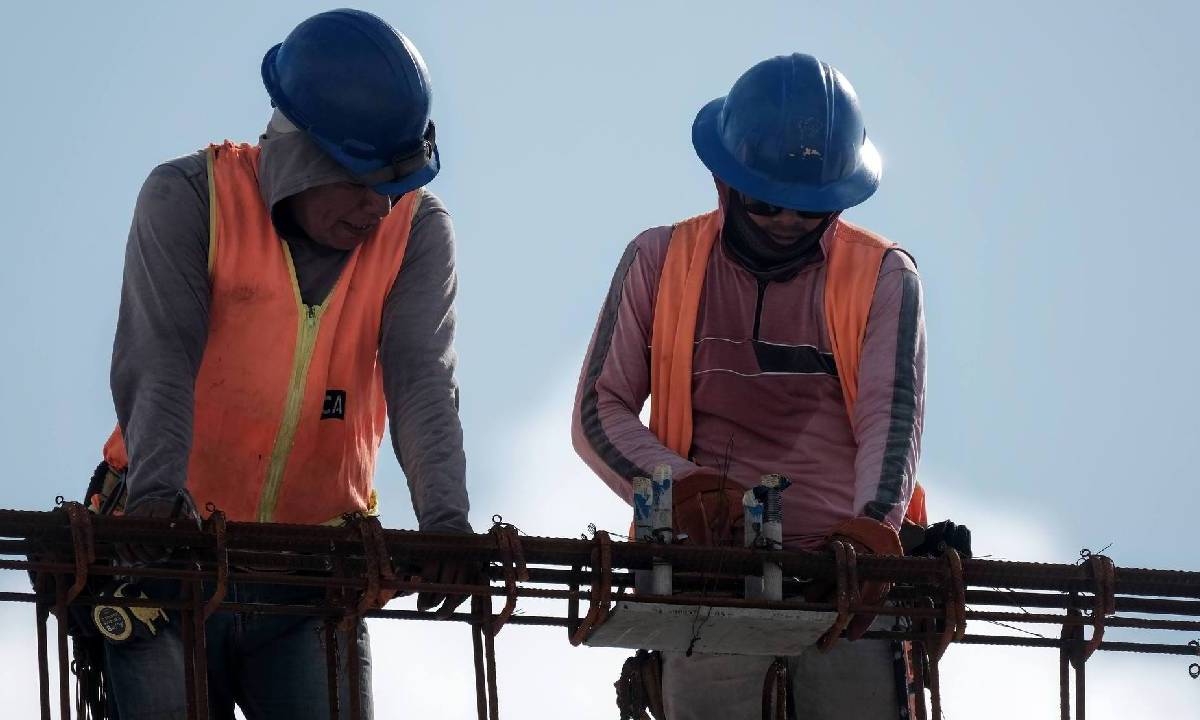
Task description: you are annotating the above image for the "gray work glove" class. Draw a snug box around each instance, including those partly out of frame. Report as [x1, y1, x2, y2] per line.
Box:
[416, 556, 484, 619]
[116, 490, 202, 565]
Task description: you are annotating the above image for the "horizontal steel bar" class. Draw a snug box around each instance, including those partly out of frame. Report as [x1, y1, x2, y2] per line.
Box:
[860, 631, 1200, 656]
[7, 509, 1200, 598]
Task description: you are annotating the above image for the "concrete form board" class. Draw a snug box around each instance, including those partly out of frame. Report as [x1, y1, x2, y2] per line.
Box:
[585, 600, 836, 656]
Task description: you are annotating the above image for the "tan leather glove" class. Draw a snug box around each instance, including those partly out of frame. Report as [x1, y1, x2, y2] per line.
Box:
[672, 469, 746, 547]
[825, 516, 903, 641]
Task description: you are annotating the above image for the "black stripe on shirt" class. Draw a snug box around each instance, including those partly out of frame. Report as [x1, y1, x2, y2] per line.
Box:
[578, 242, 649, 481]
[864, 267, 921, 522]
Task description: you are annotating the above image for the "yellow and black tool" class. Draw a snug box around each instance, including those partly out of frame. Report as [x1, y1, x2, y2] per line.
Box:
[92, 582, 168, 643]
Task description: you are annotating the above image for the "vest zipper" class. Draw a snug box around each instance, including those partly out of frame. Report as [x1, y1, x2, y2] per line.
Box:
[257, 299, 325, 522]
[752, 278, 768, 341]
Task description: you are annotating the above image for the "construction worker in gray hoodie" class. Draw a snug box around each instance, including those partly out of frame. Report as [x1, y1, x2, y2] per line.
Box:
[94, 10, 472, 719]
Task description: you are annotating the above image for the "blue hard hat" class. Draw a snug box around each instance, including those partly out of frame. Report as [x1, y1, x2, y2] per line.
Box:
[692, 54, 881, 212]
[262, 9, 439, 196]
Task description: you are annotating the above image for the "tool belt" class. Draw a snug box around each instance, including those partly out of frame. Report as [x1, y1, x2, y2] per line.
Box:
[24, 461, 132, 719]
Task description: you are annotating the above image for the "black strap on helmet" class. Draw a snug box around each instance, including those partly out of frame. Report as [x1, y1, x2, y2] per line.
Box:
[359, 121, 437, 187]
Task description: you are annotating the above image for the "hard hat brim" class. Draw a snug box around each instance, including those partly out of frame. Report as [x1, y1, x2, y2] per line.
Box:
[328, 143, 440, 197]
[691, 96, 881, 212]
[367, 158, 440, 196]
[262, 43, 440, 196]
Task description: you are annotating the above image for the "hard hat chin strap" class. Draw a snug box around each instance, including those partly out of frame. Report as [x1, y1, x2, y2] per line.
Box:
[358, 121, 437, 186]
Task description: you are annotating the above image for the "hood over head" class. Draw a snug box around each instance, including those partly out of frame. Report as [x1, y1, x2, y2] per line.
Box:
[257, 109, 363, 238]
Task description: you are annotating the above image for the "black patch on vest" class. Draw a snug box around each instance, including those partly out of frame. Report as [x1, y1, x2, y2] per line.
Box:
[322, 390, 347, 420]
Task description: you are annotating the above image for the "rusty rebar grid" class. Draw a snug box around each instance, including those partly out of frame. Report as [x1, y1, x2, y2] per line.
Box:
[3, 506, 1199, 719]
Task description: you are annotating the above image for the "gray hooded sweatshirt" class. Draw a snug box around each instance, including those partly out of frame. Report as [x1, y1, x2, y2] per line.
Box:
[110, 117, 470, 533]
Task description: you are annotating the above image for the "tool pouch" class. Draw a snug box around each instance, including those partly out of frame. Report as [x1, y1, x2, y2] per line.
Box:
[615, 648, 665, 720]
[92, 580, 170, 645]
[24, 460, 132, 719]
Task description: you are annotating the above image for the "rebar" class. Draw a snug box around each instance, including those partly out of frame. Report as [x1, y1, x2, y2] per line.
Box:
[4, 507, 1200, 719]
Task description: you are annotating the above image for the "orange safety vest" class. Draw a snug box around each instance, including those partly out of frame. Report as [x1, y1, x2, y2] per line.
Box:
[103, 141, 419, 525]
[649, 210, 927, 526]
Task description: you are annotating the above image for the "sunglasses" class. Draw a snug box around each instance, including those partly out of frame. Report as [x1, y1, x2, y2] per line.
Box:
[739, 193, 831, 220]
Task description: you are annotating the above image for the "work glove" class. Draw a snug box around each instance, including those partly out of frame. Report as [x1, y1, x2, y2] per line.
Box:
[810, 516, 903, 642]
[116, 490, 202, 566]
[414, 522, 483, 619]
[416, 556, 485, 619]
[672, 468, 745, 547]
[908, 519, 973, 559]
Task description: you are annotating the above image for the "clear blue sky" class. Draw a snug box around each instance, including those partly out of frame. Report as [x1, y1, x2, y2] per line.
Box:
[0, 2, 1197, 717]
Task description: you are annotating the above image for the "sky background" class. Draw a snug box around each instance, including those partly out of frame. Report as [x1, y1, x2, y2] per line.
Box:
[1, 1, 1198, 717]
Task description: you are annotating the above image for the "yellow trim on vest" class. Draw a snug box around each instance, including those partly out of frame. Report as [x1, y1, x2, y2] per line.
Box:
[205, 149, 218, 276]
[318, 489, 380, 527]
[256, 243, 335, 523]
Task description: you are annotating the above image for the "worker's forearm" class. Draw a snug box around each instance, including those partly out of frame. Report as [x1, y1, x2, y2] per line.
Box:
[572, 230, 702, 503]
[851, 252, 926, 530]
[381, 193, 471, 533]
[111, 154, 212, 509]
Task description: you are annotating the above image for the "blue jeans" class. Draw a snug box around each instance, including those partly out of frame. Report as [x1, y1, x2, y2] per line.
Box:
[105, 580, 372, 720]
